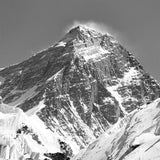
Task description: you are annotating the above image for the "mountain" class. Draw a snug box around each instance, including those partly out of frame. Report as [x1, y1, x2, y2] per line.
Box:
[72, 98, 160, 160]
[0, 25, 160, 159]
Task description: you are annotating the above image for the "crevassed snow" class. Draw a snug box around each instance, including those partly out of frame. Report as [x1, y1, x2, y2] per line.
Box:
[72, 98, 160, 160]
[124, 135, 160, 160]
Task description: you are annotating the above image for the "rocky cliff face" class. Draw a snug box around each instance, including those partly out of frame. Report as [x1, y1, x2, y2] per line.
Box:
[0, 25, 160, 156]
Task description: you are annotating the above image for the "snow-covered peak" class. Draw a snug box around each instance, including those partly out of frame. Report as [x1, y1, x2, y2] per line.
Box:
[69, 25, 102, 37]
[60, 25, 103, 44]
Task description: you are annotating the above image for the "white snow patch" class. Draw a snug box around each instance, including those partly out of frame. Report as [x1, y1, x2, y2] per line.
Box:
[123, 67, 141, 85]
[103, 97, 114, 105]
[47, 67, 64, 82]
[107, 84, 128, 115]
[75, 45, 110, 61]
[0, 103, 18, 114]
[26, 100, 45, 116]
[0, 68, 4, 71]
[19, 70, 22, 74]
[0, 102, 62, 159]
[28, 114, 60, 153]
[0, 76, 5, 85]
[132, 133, 159, 146]
[55, 41, 66, 47]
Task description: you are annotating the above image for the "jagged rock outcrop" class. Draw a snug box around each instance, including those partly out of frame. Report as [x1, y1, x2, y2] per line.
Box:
[0, 25, 160, 157]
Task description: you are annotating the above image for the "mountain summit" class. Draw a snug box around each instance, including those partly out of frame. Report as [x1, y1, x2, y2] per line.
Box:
[0, 25, 160, 159]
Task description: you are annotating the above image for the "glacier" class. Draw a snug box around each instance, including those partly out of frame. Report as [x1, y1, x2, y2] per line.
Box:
[72, 98, 160, 160]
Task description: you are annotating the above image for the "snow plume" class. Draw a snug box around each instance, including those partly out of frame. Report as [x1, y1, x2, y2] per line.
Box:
[65, 21, 118, 37]
[65, 21, 135, 55]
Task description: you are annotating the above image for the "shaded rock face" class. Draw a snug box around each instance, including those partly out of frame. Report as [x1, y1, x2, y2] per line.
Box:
[0, 26, 160, 148]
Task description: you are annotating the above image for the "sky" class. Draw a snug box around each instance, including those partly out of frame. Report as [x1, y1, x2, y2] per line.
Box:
[0, 0, 160, 81]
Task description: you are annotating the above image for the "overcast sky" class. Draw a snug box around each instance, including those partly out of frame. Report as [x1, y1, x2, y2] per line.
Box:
[0, 0, 160, 81]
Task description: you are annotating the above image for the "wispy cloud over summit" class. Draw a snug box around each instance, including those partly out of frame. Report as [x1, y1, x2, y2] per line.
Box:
[64, 20, 135, 54]
[65, 21, 117, 36]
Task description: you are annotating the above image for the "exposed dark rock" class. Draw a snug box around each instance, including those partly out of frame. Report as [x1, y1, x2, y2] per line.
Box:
[44, 152, 70, 160]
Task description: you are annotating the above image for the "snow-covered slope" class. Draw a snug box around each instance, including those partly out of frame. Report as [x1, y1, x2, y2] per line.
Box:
[0, 103, 66, 160]
[72, 98, 160, 160]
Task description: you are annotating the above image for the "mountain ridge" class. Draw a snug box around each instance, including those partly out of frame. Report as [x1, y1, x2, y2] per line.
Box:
[0, 25, 160, 159]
